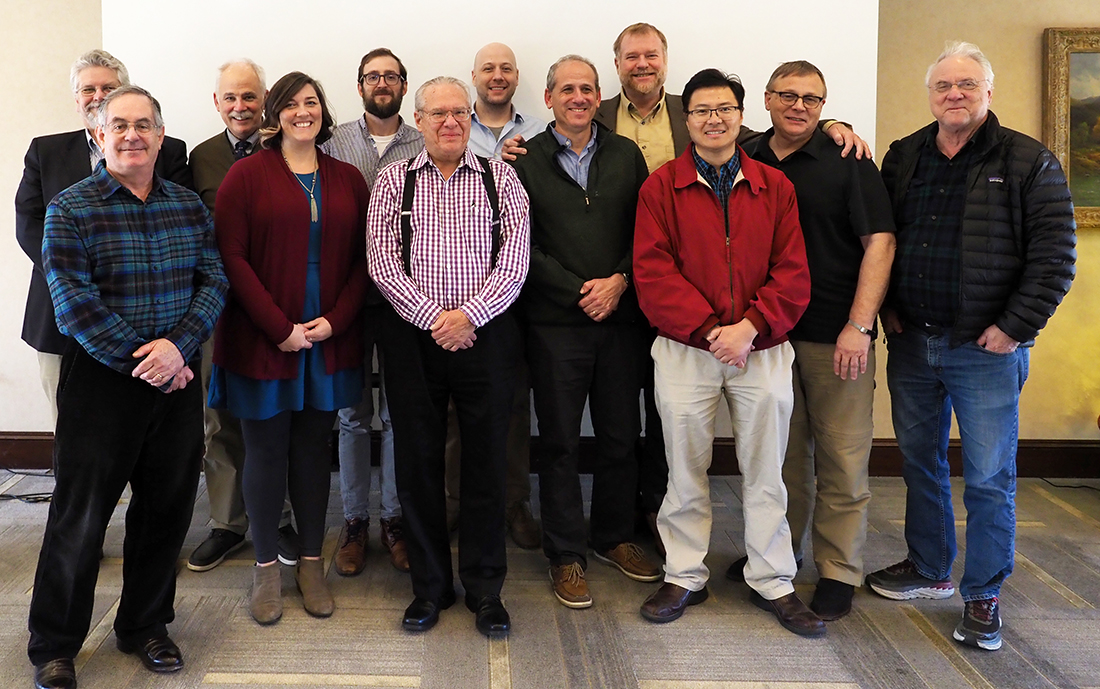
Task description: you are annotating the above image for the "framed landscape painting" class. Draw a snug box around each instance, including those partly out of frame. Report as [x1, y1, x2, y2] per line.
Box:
[1043, 27, 1100, 228]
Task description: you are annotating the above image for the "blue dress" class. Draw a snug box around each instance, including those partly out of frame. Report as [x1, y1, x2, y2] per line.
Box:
[209, 174, 363, 420]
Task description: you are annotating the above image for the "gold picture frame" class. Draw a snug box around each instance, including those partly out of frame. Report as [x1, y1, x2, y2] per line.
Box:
[1043, 28, 1100, 228]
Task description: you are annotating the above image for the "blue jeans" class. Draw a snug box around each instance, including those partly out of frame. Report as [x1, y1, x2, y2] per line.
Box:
[337, 349, 399, 520]
[886, 327, 1028, 601]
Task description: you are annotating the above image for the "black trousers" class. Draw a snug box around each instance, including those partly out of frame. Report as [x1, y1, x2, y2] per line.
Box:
[527, 323, 642, 567]
[638, 326, 668, 515]
[28, 345, 203, 664]
[381, 309, 519, 602]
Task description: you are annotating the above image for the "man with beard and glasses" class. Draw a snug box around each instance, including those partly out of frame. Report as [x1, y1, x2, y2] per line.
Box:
[321, 48, 424, 576]
[187, 59, 302, 574]
[16, 49, 190, 423]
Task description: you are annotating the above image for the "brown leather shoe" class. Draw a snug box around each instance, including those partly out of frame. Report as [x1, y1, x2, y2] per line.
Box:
[380, 517, 410, 572]
[334, 518, 367, 576]
[595, 542, 662, 582]
[640, 582, 709, 623]
[550, 562, 592, 609]
[750, 590, 826, 637]
[506, 501, 541, 549]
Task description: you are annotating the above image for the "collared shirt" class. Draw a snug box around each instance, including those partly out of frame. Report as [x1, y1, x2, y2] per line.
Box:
[692, 145, 741, 213]
[893, 124, 983, 328]
[746, 128, 895, 342]
[616, 91, 676, 172]
[85, 129, 103, 170]
[226, 129, 260, 157]
[469, 107, 546, 160]
[42, 163, 228, 375]
[550, 123, 599, 189]
[367, 147, 530, 330]
[321, 115, 424, 192]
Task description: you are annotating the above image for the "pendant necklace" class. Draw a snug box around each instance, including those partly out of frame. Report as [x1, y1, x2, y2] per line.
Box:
[284, 154, 319, 222]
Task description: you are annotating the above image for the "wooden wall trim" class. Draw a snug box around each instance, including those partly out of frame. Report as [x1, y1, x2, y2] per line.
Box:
[3, 433, 1097, 478]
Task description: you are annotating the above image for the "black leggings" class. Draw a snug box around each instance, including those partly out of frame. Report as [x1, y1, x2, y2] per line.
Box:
[241, 408, 336, 563]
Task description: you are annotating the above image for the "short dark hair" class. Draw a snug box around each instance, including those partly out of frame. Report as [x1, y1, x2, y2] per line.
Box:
[766, 60, 827, 98]
[259, 71, 335, 149]
[682, 69, 745, 111]
[358, 48, 407, 82]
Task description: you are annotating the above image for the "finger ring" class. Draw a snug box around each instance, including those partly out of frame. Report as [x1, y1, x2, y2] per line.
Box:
[155, 373, 163, 380]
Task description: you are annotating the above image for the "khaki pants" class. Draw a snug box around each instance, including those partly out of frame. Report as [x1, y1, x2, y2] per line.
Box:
[782, 340, 875, 586]
[653, 337, 798, 599]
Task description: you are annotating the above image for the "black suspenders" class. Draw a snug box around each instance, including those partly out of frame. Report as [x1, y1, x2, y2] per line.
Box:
[399, 155, 502, 276]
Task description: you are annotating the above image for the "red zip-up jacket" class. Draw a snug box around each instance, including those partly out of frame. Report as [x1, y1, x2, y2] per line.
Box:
[634, 145, 810, 352]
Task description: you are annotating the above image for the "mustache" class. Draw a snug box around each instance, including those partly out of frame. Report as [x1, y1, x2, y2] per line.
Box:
[228, 111, 254, 121]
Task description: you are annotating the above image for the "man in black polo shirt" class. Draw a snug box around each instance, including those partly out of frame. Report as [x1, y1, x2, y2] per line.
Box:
[737, 61, 896, 620]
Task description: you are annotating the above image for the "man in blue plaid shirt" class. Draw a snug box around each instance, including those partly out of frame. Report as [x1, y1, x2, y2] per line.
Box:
[27, 85, 227, 689]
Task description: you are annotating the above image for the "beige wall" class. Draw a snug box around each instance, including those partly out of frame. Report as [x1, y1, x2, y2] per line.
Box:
[1, 0, 101, 430]
[875, 0, 1100, 440]
[2, 0, 1097, 440]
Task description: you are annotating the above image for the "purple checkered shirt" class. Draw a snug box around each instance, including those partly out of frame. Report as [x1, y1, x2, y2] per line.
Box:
[367, 147, 530, 329]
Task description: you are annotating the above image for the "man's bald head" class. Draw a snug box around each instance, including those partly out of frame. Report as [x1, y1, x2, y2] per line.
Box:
[472, 42, 520, 109]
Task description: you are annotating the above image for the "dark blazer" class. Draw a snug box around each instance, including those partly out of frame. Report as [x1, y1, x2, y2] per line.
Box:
[190, 129, 240, 212]
[595, 92, 692, 158]
[15, 129, 192, 354]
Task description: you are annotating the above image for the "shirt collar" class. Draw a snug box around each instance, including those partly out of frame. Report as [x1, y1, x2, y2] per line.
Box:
[550, 122, 598, 154]
[409, 146, 485, 174]
[91, 158, 163, 200]
[358, 114, 412, 141]
[225, 129, 260, 148]
[472, 106, 524, 128]
[85, 129, 101, 153]
[620, 90, 667, 122]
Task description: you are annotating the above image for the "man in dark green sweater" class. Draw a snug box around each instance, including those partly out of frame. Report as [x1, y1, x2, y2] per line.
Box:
[511, 55, 658, 610]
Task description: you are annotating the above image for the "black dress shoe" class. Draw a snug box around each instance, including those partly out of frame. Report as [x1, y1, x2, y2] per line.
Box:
[750, 590, 826, 637]
[811, 578, 855, 621]
[465, 593, 510, 637]
[402, 590, 456, 632]
[640, 582, 709, 623]
[116, 634, 184, 672]
[33, 658, 76, 689]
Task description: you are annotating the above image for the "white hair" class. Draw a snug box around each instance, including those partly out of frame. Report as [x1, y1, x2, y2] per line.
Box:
[215, 58, 267, 93]
[926, 40, 994, 87]
[96, 85, 164, 129]
[70, 49, 129, 93]
[414, 76, 471, 111]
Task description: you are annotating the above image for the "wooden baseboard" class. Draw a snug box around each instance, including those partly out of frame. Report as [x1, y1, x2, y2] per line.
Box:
[2, 432, 1097, 478]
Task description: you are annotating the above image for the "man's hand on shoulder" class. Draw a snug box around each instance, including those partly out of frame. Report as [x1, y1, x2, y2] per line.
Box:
[500, 135, 528, 162]
[825, 121, 872, 159]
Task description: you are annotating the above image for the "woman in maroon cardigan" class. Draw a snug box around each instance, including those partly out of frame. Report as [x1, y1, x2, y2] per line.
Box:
[210, 71, 369, 625]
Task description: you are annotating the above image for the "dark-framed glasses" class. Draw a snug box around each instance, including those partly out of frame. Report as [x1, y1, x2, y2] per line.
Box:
[929, 79, 986, 93]
[360, 72, 405, 86]
[422, 108, 472, 124]
[686, 105, 742, 121]
[769, 91, 825, 109]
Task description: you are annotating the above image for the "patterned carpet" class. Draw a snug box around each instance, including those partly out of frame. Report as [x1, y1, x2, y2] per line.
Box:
[2, 470, 1099, 688]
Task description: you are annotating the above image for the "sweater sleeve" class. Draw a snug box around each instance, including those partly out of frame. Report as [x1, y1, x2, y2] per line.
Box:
[215, 163, 295, 345]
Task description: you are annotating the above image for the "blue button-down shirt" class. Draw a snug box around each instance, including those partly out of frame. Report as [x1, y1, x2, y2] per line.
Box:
[550, 123, 599, 190]
[469, 107, 547, 160]
[43, 163, 228, 375]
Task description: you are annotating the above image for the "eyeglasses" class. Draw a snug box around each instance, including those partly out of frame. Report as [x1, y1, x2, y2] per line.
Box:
[360, 72, 405, 86]
[105, 120, 158, 135]
[686, 105, 742, 121]
[78, 84, 119, 97]
[421, 108, 472, 124]
[929, 79, 986, 93]
[768, 91, 824, 109]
